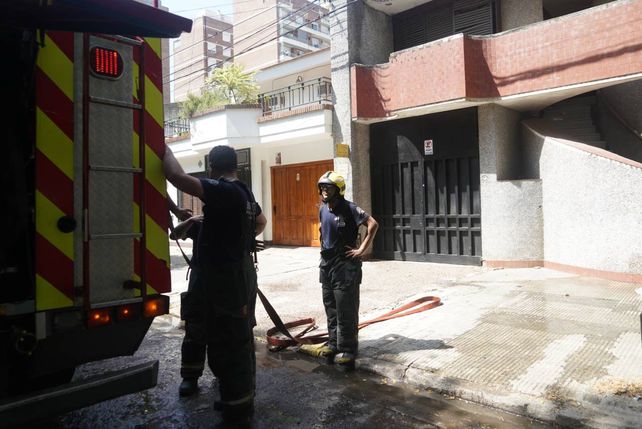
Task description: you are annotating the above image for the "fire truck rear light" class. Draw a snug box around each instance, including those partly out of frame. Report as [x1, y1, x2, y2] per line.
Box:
[143, 296, 168, 318]
[116, 304, 140, 321]
[90, 46, 123, 78]
[87, 309, 112, 328]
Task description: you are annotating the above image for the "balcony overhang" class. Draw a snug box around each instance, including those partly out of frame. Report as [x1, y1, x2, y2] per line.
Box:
[258, 104, 333, 146]
[352, 0, 642, 123]
[363, 0, 438, 15]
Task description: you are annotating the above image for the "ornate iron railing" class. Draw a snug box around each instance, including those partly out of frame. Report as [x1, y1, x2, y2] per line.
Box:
[164, 118, 190, 138]
[258, 77, 331, 114]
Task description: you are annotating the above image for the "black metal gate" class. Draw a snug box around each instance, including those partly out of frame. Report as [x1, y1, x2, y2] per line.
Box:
[370, 108, 481, 265]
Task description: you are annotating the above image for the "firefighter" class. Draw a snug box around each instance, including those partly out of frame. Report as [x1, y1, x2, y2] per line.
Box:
[163, 145, 267, 424]
[316, 171, 378, 371]
[168, 213, 207, 397]
[167, 198, 208, 397]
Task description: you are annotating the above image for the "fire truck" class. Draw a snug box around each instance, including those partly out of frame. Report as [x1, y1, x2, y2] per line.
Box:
[0, 1, 191, 425]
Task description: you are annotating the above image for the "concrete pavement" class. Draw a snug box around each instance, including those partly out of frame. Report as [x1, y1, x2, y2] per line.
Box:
[168, 244, 642, 428]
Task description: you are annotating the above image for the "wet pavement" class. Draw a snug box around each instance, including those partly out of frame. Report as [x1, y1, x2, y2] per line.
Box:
[166, 244, 642, 428]
[58, 315, 549, 428]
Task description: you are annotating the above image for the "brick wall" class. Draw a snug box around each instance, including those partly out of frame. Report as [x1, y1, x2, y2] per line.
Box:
[352, 0, 642, 119]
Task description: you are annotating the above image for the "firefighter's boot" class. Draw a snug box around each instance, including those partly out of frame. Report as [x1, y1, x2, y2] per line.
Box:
[179, 378, 199, 397]
[317, 345, 337, 365]
[334, 352, 356, 372]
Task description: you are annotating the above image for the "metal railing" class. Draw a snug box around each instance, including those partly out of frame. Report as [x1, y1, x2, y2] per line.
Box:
[258, 77, 331, 114]
[164, 118, 189, 138]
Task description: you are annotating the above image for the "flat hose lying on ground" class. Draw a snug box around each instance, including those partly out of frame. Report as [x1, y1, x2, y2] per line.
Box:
[257, 288, 442, 351]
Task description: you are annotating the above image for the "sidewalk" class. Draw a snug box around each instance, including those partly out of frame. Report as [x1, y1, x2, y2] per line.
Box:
[168, 244, 642, 428]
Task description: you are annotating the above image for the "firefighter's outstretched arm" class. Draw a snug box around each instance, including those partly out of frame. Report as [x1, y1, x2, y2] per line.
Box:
[163, 145, 204, 199]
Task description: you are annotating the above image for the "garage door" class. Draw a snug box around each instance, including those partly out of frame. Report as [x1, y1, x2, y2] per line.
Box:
[370, 108, 481, 265]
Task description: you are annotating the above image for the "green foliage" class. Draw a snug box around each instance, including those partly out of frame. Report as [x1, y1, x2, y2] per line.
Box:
[178, 64, 260, 118]
[206, 64, 260, 105]
[178, 91, 226, 119]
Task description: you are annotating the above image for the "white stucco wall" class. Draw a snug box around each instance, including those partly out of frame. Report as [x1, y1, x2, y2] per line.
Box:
[480, 179, 544, 261]
[258, 109, 332, 145]
[479, 104, 544, 261]
[523, 123, 642, 275]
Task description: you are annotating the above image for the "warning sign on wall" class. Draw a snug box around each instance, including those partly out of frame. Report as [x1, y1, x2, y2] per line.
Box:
[424, 139, 434, 156]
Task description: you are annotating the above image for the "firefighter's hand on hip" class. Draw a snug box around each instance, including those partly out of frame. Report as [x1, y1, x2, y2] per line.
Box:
[345, 245, 365, 259]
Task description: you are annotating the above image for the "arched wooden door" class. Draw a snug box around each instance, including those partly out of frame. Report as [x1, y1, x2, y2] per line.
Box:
[271, 159, 334, 246]
[371, 108, 481, 265]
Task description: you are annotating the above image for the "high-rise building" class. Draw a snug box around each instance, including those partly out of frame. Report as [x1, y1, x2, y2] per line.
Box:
[171, 10, 234, 102]
[233, 0, 331, 72]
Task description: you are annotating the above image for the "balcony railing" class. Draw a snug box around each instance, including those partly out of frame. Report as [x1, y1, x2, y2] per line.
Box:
[164, 118, 190, 138]
[258, 77, 331, 114]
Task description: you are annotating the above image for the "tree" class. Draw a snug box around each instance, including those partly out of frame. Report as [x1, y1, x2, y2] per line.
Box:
[178, 64, 260, 118]
[205, 64, 259, 105]
[178, 91, 226, 119]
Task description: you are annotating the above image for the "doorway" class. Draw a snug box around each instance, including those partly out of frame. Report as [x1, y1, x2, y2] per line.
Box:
[370, 108, 481, 265]
[271, 159, 333, 246]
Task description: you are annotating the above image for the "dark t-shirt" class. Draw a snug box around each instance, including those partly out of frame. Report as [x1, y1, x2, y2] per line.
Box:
[319, 198, 369, 251]
[197, 178, 262, 268]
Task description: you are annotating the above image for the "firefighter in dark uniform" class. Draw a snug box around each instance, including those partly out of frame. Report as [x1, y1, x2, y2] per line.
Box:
[316, 171, 378, 371]
[163, 145, 267, 424]
[168, 214, 207, 397]
[167, 198, 208, 397]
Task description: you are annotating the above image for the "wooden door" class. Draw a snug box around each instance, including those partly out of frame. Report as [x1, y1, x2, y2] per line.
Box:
[271, 159, 334, 246]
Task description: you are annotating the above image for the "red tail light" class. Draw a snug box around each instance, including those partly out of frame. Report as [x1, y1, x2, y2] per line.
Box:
[90, 47, 123, 79]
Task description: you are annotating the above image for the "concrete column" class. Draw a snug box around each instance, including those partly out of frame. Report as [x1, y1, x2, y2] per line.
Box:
[500, 0, 543, 31]
[478, 105, 543, 263]
[329, 0, 392, 212]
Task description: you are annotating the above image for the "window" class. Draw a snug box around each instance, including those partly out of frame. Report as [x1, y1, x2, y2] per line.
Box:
[223, 47, 232, 58]
[223, 31, 232, 42]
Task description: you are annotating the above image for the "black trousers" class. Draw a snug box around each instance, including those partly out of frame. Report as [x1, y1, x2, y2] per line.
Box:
[320, 256, 362, 355]
[200, 255, 257, 407]
[180, 270, 207, 380]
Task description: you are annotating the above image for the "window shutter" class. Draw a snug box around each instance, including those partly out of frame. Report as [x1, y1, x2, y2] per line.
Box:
[394, 14, 427, 51]
[453, 0, 494, 35]
[426, 6, 453, 43]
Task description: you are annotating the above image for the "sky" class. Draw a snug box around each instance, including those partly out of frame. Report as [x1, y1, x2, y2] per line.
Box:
[160, 0, 234, 19]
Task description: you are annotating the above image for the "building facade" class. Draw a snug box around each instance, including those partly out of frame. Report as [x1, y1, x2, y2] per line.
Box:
[332, 0, 642, 281]
[233, 0, 331, 72]
[171, 10, 234, 102]
[167, 49, 333, 245]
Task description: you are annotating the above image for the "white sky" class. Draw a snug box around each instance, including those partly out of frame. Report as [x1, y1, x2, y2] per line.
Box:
[160, 0, 234, 19]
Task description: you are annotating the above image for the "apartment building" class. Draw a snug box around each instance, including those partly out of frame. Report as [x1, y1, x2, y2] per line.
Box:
[331, 0, 642, 281]
[233, 0, 331, 71]
[171, 10, 234, 102]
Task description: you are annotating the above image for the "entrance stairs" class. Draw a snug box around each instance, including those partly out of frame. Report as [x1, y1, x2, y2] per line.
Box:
[541, 94, 606, 149]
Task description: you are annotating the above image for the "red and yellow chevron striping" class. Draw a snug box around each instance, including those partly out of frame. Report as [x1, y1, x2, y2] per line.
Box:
[131, 37, 170, 295]
[35, 31, 75, 311]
